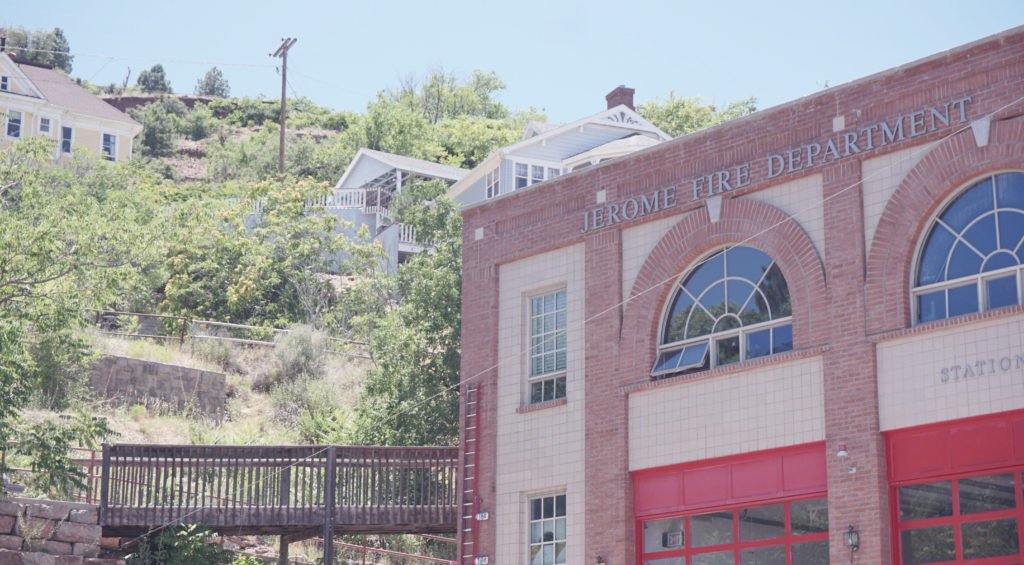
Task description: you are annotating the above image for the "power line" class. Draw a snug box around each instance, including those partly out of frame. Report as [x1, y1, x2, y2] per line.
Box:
[7, 45, 276, 69]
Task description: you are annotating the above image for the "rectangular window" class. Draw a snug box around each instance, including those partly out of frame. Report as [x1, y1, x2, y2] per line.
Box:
[61, 126, 73, 154]
[515, 162, 529, 190]
[102, 133, 117, 161]
[485, 168, 500, 199]
[640, 497, 828, 563]
[6, 110, 21, 138]
[529, 289, 567, 404]
[895, 469, 1024, 563]
[529, 494, 566, 564]
[0, 76, 8, 91]
[39, 117, 50, 134]
[548, 167, 561, 179]
[531, 165, 545, 184]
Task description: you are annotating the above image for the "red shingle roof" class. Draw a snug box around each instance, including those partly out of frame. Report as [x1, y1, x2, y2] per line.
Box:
[14, 58, 140, 128]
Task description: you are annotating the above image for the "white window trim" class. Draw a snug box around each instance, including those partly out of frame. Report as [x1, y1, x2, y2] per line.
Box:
[525, 286, 568, 404]
[510, 158, 563, 191]
[5, 110, 22, 139]
[526, 491, 568, 565]
[909, 169, 1024, 324]
[60, 126, 74, 155]
[652, 317, 793, 377]
[101, 133, 117, 162]
[485, 168, 500, 199]
[37, 115, 53, 135]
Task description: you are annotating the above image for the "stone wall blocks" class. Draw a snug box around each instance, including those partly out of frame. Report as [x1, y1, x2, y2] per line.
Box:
[51, 524, 98, 546]
[65, 512, 95, 527]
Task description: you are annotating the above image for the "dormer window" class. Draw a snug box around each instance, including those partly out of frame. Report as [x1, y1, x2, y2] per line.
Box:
[485, 168, 500, 199]
[0, 76, 8, 91]
[513, 161, 561, 191]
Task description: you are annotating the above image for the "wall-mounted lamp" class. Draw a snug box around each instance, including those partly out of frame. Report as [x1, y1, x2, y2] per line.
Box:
[595, 557, 607, 565]
[845, 525, 860, 551]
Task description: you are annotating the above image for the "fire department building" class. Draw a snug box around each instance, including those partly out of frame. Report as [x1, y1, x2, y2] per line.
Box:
[457, 28, 1024, 564]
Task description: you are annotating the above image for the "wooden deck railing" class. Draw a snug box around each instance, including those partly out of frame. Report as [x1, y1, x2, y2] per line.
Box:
[100, 444, 458, 537]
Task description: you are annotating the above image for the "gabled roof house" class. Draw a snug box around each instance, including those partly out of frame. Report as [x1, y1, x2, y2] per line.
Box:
[0, 52, 141, 161]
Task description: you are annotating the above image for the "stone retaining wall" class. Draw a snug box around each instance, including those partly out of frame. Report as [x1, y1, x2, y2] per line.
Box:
[89, 355, 225, 420]
[0, 498, 122, 564]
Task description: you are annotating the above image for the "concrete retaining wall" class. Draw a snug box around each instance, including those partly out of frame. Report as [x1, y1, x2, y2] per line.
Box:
[89, 355, 225, 420]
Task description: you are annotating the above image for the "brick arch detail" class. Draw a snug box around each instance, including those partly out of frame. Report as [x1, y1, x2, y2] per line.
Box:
[619, 197, 828, 378]
[864, 118, 1024, 334]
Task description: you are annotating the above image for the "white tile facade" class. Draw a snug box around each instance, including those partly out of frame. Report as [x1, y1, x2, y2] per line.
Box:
[496, 244, 586, 563]
[877, 314, 1024, 431]
[746, 174, 825, 258]
[621, 214, 685, 303]
[627, 356, 826, 471]
[861, 145, 925, 254]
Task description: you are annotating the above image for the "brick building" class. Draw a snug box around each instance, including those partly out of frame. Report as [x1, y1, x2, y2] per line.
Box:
[456, 27, 1024, 565]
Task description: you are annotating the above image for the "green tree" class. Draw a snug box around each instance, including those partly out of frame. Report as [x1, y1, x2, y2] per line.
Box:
[195, 66, 230, 97]
[130, 97, 188, 157]
[638, 94, 757, 138]
[137, 64, 172, 93]
[346, 179, 462, 446]
[1, 26, 73, 72]
[0, 140, 163, 494]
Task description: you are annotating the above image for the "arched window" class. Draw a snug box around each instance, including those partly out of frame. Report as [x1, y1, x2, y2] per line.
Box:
[914, 172, 1024, 323]
[653, 246, 793, 378]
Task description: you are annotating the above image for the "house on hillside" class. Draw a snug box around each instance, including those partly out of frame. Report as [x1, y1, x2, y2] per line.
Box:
[0, 52, 141, 161]
[327, 147, 468, 273]
[448, 86, 671, 207]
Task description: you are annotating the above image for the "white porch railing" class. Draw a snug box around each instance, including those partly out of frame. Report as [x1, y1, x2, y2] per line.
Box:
[398, 223, 417, 245]
[324, 189, 366, 209]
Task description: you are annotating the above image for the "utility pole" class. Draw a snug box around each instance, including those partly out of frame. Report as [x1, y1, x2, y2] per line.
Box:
[270, 37, 297, 175]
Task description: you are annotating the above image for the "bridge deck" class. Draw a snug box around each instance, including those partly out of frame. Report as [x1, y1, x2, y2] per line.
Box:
[100, 444, 459, 538]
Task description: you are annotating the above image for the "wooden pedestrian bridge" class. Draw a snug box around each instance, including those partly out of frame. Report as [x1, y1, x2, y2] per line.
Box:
[97, 444, 459, 542]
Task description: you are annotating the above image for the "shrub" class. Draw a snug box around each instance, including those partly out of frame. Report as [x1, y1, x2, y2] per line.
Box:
[273, 325, 327, 382]
[128, 525, 232, 565]
[184, 105, 217, 141]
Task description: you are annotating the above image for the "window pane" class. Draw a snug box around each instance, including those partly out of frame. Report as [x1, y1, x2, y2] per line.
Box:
[739, 291, 770, 325]
[554, 542, 566, 564]
[685, 252, 725, 297]
[986, 274, 1018, 310]
[899, 481, 953, 521]
[791, 540, 829, 564]
[900, 526, 955, 564]
[947, 283, 979, 317]
[917, 290, 947, 323]
[726, 280, 755, 314]
[543, 543, 553, 565]
[686, 307, 715, 339]
[690, 511, 733, 547]
[941, 178, 993, 232]
[531, 498, 542, 520]
[555, 495, 565, 517]
[918, 224, 957, 285]
[531, 521, 542, 543]
[726, 246, 773, 284]
[962, 519, 1019, 559]
[716, 335, 740, 366]
[531, 382, 543, 403]
[791, 498, 829, 534]
[959, 473, 1016, 514]
[739, 545, 785, 565]
[739, 503, 784, 541]
[531, 546, 542, 565]
[995, 172, 1024, 209]
[664, 290, 695, 343]
[998, 211, 1024, 255]
[555, 518, 565, 539]
[947, 242, 983, 280]
[772, 325, 793, 354]
[746, 328, 772, 359]
[679, 342, 709, 371]
[699, 281, 725, 313]
[963, 213, 998, 256]
[543, 496, 554, 519]
[983, 250, 1018, 272]
[643, 518, 685, 552]
[691, 552, 732, 565]
[653, 349, 683, 374]
[553, 376, 566, 400]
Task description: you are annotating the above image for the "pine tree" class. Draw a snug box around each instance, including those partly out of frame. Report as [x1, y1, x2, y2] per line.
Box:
[195, 67, 230, 97]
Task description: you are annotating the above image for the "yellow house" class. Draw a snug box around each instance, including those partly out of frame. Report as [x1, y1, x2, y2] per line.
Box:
[0, 52, 141, 161]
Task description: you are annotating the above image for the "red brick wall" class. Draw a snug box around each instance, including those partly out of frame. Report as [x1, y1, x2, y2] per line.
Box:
[458, 28, 1024, 564]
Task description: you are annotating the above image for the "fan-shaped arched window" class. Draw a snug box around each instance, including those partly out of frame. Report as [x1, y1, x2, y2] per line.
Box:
[914, 172, 1024, 323]
[652, 246, 793, 378]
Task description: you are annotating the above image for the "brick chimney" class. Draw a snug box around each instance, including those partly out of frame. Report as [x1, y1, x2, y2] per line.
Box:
[605, 85, 635, 110]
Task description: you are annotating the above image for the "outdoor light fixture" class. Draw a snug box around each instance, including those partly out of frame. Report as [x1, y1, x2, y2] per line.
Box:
[845, 525, 860, 551]
[595, 557, 607, 565]
[836, 443, 849, 459]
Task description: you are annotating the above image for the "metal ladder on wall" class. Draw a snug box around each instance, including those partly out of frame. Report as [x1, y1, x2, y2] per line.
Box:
[460, 384, 480, 564]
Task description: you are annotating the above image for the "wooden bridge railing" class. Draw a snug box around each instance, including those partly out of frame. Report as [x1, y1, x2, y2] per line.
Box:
[99, 444, 459, 536]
